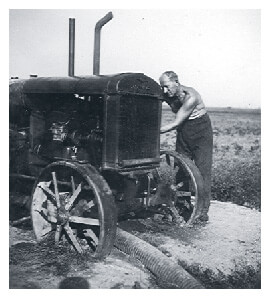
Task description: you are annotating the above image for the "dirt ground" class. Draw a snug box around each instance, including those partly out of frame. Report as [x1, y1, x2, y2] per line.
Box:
[9, 198, 261, 289]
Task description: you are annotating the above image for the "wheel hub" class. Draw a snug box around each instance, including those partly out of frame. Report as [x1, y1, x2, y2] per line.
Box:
[57, 207, 70, 225]
[56, 193, 71, 225]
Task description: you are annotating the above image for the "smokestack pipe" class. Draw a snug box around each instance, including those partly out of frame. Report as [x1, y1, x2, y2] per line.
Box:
[69, 18, 75, 76]
[93, 12, 113, 75]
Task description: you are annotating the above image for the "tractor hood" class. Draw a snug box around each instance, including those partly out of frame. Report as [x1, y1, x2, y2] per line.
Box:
[22, 73, 162, 98]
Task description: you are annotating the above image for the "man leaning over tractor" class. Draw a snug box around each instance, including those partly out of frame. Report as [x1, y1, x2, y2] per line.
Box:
[159, 71, 213, 222]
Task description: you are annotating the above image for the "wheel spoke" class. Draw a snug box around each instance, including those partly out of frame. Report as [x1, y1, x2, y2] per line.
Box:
[38, 183, 56, 202]
[52, 172, 60, 208]
[65, 183, 82, 211]
[170, 205, 183, 221]
[86, 201, 95, 209]
[170, 182, 184, 192]
[35, 208, 57, 224]
[69, 216, 100, 226]
[41, 225, 52, 237]
[84, 229, 99, 246]
[165, 154, 171, 166]
[71, 175, 76, 193]
[176, 191, 192, 196]
[46, 199, 57, 223]
[55, 225, 62, 244]
[64, 224, 83, 253]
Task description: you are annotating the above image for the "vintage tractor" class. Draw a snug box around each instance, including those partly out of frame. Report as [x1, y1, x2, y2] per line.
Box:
[9, 12, 205, 259]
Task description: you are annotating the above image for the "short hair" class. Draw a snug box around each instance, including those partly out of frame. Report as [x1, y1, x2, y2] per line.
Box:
[160, 71, 179, 83]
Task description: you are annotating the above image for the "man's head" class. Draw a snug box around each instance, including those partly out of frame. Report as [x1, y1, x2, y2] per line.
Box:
[159, 71, 180, 98]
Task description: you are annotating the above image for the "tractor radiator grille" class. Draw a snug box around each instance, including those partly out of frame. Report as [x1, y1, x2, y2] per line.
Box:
[118, 96, 160, 163]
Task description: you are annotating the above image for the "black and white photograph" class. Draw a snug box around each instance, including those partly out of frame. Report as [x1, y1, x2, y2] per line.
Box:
[8, 2, 263, 291]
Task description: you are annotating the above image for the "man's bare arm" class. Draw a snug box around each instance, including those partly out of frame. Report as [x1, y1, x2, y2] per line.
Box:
[160, 95, 197, 133]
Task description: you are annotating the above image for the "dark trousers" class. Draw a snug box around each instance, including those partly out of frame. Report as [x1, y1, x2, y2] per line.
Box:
[176, 113, 213, 215]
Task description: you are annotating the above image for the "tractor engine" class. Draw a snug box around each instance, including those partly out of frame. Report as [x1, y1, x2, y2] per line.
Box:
[29, 94, 104, 168]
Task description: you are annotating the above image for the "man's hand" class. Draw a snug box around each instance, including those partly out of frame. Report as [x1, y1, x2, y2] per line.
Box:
[160, 124, 174, 133]
[160, 126, 167, 134]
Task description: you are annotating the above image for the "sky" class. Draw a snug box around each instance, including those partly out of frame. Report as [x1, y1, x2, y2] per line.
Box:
[9, 9, 260, 108]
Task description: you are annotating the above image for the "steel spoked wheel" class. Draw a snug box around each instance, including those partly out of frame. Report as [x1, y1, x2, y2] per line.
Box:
[159, 150, 205, 224]
[31, 161, 117, 258]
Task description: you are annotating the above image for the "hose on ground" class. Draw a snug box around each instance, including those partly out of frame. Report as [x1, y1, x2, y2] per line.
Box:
[115, 228, 204, 289]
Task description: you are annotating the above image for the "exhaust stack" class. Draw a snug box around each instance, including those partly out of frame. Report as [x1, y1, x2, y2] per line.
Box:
[93, 12, 113, 75]
[68, 18, 75, 76]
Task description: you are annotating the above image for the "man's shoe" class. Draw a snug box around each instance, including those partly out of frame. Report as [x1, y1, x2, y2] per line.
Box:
[191, 213, 209, 225]
[198, 213, 209, 222]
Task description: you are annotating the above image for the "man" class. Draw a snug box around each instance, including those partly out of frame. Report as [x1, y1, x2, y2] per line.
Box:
[159, 71, 213, 222]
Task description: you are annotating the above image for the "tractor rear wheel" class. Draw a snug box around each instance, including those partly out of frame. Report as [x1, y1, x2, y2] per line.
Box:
[157, 150, 205, 224]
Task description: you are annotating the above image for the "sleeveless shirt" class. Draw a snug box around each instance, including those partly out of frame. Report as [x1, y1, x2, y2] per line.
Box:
[167, 94, 207, 120]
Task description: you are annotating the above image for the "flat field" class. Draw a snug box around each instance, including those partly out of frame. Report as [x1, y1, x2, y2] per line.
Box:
[160, 106, 261, 209]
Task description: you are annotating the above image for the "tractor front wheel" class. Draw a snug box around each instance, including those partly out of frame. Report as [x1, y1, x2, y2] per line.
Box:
[31, 161, 117, 259]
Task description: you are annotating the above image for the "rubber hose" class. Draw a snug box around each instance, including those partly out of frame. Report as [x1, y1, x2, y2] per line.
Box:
[115, 228, 204, 289]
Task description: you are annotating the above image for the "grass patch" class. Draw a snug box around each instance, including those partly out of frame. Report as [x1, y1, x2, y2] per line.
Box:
[161, 108, 261, 210]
